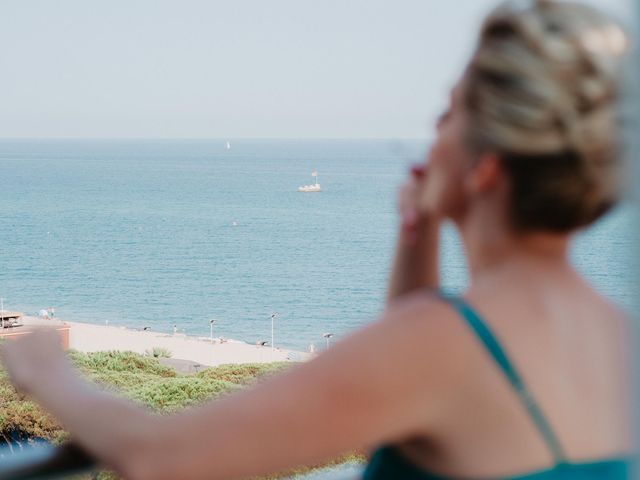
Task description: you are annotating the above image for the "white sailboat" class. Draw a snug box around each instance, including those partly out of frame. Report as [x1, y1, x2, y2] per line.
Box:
[226, 141, 231, 150]
[298, 170, 321, 192]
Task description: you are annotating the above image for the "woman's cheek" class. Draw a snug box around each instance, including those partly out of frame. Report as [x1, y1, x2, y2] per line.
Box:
[422, 159, 468, 218]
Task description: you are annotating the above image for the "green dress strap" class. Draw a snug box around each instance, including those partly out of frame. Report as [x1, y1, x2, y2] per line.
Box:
[438, 292, 568, 465]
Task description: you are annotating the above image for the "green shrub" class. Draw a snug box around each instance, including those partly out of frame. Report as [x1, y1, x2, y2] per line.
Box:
[132, 377, 239, 411]
[144, 346, 172, 359]
[68, 350, 175, 377]
[86, 370, 160, 390]
[196, 362, 293, 385]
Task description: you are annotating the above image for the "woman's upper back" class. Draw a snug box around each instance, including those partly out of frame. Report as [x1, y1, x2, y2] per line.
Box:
[374, 276, 631, 478]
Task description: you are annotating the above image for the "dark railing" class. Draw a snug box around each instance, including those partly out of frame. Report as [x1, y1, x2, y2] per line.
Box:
[0, 443, 364, 480]
[0, 442, 95, 480]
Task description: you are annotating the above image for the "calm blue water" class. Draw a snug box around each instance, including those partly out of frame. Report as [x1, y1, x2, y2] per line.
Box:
[0, 139, 634, 350]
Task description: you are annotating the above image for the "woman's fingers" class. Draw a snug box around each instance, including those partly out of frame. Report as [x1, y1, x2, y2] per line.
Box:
[399, 184, 416, 227]
[410, 164, 426, 180]
[399, 164, 428, 246]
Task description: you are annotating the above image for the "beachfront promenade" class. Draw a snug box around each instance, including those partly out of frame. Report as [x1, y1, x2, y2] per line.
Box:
[14, 317, 312, 367]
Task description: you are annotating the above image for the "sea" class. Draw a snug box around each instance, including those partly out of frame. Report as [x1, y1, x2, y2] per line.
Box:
[0, 139, 635, 351]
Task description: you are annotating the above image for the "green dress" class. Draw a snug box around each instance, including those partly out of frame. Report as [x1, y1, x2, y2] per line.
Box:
[363, 294, 630, 479]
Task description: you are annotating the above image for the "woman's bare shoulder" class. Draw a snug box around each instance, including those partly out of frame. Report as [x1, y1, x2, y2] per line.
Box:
[379, 290, 478, 371]
[382, 289, 459, 327]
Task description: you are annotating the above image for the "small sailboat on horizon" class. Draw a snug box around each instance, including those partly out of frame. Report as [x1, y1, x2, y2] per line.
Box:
[226, 141, 231, 150]
[298, 170, 321, 192]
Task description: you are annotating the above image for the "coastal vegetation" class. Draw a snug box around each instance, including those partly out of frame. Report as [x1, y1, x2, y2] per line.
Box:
[143, 346, 173, 359]
[0, 350, 364, 478]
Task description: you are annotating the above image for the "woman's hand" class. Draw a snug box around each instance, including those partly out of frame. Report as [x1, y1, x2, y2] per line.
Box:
[398, 164, 438, 246]
[1, 328, 72, 396]
[2, 329, 153, 478]
[387, 164, 441, 302]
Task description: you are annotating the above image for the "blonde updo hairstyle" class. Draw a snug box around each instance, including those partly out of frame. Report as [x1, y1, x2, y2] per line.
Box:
[463, 0, 629, 232]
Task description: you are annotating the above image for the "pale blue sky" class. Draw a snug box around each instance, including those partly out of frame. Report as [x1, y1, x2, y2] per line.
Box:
[0, 0, 631, 139]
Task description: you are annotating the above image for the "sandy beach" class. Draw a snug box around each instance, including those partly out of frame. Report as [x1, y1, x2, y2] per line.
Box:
[17, 316, 312, 368]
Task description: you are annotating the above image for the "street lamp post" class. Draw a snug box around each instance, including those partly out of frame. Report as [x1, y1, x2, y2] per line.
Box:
[209, 319, 216, 344]
[271, 313, 278, 356]
[323, 332, 334, 350]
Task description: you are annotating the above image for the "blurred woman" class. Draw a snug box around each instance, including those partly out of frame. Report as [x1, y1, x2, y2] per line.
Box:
[1, 1, 633, 478]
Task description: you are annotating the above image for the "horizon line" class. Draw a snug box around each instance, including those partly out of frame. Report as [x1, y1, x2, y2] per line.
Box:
[0, 136, 429, 141]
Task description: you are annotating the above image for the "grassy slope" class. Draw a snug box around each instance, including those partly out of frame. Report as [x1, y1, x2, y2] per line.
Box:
[0, 351, 364, 479]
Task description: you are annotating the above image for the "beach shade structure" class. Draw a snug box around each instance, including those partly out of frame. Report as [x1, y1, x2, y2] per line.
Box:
[0, 442, 95, 480]
[0, 311, 23, 330]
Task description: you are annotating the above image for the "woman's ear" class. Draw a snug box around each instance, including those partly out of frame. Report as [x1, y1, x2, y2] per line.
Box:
[464, 152, 504, 195]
